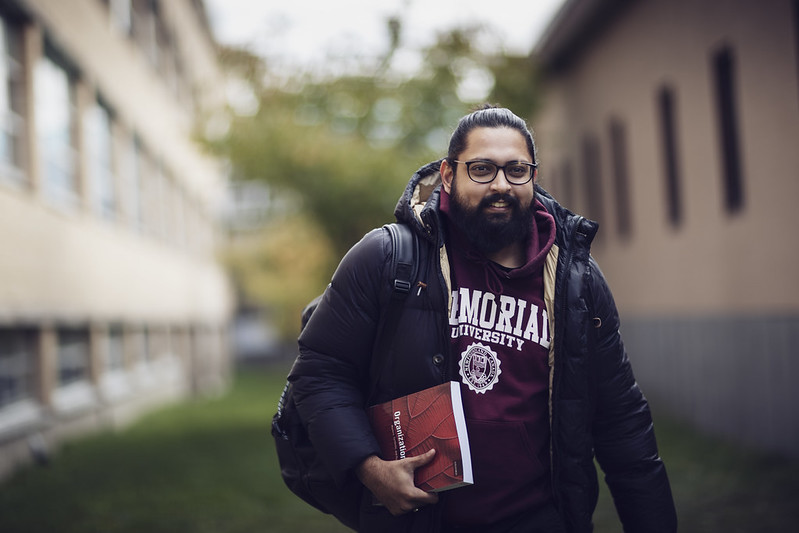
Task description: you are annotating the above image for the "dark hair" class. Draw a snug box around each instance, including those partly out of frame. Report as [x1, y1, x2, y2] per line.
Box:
[446, 105, 537, 167]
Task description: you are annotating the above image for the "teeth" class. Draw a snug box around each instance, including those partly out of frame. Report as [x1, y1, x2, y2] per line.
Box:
[491, 201, 508, 207]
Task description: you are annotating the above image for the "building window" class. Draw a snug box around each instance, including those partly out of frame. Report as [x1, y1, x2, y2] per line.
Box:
[184, 198, 197, 251]
[0, 15, 26, 184]
[609, 118, 632, 238]
[712, 45, 744, 214]
[126, 136, 144, 230]
[175, 185, 186, 247]
[84, 99, 117, 218]
[139, 150, 158, 236]
[581, 134, 604, 231]
[35, 49, 78, 208]
[657, 85, 682, 227]
[57, 327, 89, 386]
[154, 9, 177, 90]
[149, 326, 168, 359]
[131, 0, 157, 67]
[0, 328, 37, 409]
[138, 326, 150, 364]
[151, 161, 166, 239]
[174, 52, 191, 111]
[162, 174, 174, 243]
[106, 324, 125, 372]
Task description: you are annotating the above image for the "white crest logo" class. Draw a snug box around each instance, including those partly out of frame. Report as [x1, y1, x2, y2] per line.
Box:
[459, 342, 501, 394]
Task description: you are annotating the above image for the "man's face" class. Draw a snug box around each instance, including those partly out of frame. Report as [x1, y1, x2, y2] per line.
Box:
[441, 127, 537, 255]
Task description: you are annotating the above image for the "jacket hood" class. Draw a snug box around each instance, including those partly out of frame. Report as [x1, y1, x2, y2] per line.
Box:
[393, 159, 445, 243]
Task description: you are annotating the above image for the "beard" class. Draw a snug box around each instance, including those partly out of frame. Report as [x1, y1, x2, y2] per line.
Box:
[448, 178, 534, 256]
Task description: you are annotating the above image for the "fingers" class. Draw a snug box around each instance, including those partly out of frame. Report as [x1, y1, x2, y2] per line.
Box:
[400, 449, 439, 512]
[392, 488, 438, 516]
[413, 489, 439, 509]
[358, 449, 441, 516]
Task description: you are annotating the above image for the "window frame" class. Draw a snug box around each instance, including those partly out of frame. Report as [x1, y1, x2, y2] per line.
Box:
[83, 97, 117, 218]
[0, 327, 37, 410]
[0, 13, 27, 186]
[657, 85, 683, 227]
[711, 45, 745, 214]
[35, 45, 80, 209]
[609, 117, 633, 239]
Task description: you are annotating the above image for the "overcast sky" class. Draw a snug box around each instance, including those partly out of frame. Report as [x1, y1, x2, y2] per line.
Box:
[204, 0, 567, 74]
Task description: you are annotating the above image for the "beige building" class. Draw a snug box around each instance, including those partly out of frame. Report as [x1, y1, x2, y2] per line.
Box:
[533, 0, 799, 456]
[0, 0, 232, 480]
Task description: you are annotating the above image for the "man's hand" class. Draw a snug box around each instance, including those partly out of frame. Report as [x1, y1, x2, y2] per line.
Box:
[355, 449, 440, 515]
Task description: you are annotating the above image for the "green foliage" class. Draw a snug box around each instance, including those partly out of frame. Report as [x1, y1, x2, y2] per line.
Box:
[214, 25, 524, 257]
[221, 102, 412, 256]
[222, 214, 335, 338]
[0, 370, 351, 533]
[488, 54, 543, 120]
[210, 22, 545, 340]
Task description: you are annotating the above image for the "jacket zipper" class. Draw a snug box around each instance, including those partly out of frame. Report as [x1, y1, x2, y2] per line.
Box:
[550, 215, 583, 512]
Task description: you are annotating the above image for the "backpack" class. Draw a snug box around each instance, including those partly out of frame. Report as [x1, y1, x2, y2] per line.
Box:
[271, 223, 419, 530]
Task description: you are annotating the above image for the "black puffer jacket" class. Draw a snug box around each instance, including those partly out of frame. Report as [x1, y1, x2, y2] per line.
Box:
[293, 161, 677, 532]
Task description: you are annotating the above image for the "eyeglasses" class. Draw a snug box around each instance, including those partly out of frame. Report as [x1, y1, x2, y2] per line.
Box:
[453, 159, 537, 185]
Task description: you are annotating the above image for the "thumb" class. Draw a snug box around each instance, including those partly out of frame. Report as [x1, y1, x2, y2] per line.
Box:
[407, 448, 436, 469]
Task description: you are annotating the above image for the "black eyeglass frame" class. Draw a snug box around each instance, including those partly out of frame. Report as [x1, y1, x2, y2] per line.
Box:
[452, 159, 537, 185]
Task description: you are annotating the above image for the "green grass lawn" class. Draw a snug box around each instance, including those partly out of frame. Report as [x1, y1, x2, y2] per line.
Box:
[1, 365, 797, 532]
[592, 410, 799, 532]
[0, 365, 350, 533]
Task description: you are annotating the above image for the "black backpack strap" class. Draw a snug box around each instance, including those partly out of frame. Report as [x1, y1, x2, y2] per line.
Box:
[386, 222, 417, 295]
[367, 223, 418, 403]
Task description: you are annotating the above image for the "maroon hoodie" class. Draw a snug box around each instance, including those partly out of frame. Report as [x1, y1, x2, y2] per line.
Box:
[439, 188, 557, 526]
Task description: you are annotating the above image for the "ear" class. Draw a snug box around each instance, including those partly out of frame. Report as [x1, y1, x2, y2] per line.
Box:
[532, 167, 538, 185]
[440, 159, 454, 194]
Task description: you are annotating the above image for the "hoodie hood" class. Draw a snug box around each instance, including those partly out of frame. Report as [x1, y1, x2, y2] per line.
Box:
[439, 185, 556, 281]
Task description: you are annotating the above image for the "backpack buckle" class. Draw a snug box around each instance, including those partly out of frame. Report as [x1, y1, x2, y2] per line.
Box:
[393, 279, 412, 294]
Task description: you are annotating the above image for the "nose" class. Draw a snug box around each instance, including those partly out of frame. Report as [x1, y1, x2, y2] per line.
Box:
[490, 168, 512, 193]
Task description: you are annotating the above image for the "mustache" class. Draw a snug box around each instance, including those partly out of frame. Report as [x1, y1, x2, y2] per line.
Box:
[478, 193, 521, 210]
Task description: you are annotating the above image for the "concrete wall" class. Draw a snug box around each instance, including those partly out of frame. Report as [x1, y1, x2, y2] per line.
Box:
[0, 0, 233, 481]
[534, 0, 799, 456]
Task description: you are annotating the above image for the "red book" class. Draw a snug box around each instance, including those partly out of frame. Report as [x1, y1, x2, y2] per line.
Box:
[367, 381, 473, 492]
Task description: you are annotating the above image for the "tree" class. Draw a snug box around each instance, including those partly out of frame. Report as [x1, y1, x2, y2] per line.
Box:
[210, 21, 542, 339]
[488, 54, 543, 121]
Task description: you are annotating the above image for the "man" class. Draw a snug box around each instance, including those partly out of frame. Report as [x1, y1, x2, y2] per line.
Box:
[292, 106, 677, 532]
